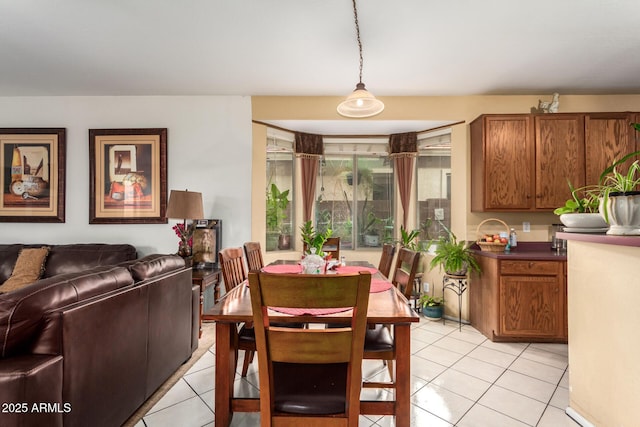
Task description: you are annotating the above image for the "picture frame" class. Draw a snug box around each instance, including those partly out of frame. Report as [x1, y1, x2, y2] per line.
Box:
[192, 219, 222, 269]
[0, 128, 66, 223]
[89, 128, 167, 224]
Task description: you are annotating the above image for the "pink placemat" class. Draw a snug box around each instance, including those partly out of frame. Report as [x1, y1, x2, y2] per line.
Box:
[262, 264, 303, 274]
[370, 279, 393, 293]
[334, 265, 379, 275]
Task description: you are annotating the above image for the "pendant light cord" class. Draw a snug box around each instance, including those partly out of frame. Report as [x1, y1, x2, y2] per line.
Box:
[351, 0, 363, 85]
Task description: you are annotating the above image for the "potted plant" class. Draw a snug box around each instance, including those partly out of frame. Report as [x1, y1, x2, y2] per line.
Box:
[429, 224, 481, 276]
[553, 180, 608, 229]
[598, 155, 640, 235]
[419, 294, 444, 320]
[397, 225, 420, 250]
[266, 183, 291, 250]
[300, 220, 333, 256]
[594, 122, 640, 235]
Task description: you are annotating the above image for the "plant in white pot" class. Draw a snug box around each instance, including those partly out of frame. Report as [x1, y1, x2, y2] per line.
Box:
[596, 123, 640, 235]
[553, 180, 608, 230]
[599, 156, 640, 235]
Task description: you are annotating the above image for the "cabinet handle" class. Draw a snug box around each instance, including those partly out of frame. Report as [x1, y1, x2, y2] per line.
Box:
[528, 262, 534, 268]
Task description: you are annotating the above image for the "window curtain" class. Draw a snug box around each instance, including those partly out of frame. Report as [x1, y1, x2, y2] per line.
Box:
[294, 132, 324, 222]
[389, 132, 417, 229]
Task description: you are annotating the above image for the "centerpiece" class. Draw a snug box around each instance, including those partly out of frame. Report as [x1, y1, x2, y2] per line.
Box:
[299, 220, 333, 274]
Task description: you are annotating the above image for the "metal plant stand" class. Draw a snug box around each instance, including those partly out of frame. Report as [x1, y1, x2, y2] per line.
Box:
[442, 273, 468, 331]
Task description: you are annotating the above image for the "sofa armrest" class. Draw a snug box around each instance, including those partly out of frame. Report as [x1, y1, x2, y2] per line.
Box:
[0, 354, 63, 427]
[129, 254, 185, 282]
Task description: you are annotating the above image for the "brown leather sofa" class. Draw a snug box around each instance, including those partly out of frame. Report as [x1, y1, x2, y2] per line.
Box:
[0, 244, 199, 427]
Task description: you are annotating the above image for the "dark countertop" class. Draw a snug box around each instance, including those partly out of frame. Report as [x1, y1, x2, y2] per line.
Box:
[471, 241, 567, 261]
[557, 231, 640, 248]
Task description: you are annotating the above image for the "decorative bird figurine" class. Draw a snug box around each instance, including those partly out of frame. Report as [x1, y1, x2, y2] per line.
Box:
[538, 93, 560, 113]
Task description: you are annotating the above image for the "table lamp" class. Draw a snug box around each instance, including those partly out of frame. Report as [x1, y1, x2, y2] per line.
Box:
[166, 189, 204, 257]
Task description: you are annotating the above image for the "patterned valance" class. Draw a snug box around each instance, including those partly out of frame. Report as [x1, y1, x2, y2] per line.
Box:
[388, 132, 418, 158]
[294, 132, 324, 158]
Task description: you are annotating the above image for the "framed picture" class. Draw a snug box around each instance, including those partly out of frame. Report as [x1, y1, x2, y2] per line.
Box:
[0, 128, 66, 223]
[192, 219, 222, 269]
[89, 128, 167, 224]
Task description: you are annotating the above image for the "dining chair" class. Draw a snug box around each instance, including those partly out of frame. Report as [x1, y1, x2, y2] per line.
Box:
[218, 247, 256, 378]
[248, 270, 371, 427]
[377, 243, 397, 279]
[363, 247, 420, 388]
[322, 237, 341, 260]
[243, 241, 264, 271]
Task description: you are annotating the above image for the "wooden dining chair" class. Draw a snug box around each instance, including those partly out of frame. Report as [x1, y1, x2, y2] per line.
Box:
[322, 237, 341, 260]
[218, 247, 256, 378]
[243, 241, 264, 272]
[248, 270, 371, 427]
[377, 243, 397, 279]
[363, 247, 420, 388]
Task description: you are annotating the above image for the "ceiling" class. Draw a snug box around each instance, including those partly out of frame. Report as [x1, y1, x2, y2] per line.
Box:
[2, 0, 640, 134]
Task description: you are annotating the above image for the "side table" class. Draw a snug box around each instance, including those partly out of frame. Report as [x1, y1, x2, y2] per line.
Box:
[192, 267, 222, 338]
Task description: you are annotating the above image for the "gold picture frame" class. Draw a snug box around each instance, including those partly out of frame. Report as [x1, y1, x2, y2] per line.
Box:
[0, 128, 66, 223]
[89, 128, 167, 224]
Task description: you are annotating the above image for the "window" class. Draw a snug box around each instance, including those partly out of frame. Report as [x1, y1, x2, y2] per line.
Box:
[416, 131, 451, 245]
[266, 142, 294, 252]
[316, 152, 393, 250]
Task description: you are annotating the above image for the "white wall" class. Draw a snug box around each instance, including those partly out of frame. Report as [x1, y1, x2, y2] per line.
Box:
[0, 96, 252, 256]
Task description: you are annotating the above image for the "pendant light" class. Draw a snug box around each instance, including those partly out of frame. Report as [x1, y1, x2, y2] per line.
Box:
[337, 0, 384, 118]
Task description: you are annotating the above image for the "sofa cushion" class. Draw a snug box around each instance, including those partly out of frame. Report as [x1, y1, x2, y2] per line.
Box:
[0, 266, 134, 358]
[129, 254, 185, 282]
[43, 244, 137, 278]
[0, 247, 50, 293]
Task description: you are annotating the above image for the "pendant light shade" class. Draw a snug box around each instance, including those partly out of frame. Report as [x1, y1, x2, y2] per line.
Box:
[337, 82, 385, 118]
[337, 0, 384, 119]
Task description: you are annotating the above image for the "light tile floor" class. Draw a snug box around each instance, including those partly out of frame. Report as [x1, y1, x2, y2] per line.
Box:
[137, 318, 581, 427]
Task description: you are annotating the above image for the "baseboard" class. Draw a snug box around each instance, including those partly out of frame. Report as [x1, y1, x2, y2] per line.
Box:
[566, 406, 595, 427]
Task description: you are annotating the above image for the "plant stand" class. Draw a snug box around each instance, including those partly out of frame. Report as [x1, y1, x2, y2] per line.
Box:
[442, 273, 468, 332]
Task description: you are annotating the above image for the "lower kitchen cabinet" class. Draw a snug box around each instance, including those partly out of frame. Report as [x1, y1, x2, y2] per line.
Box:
[470, 255, 567, 342]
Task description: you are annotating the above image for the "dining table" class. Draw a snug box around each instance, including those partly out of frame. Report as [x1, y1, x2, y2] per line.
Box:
[202, 260, 420, 427]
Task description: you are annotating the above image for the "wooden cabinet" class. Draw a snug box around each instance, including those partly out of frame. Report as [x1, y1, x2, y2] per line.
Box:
[534, 114, 585, 209]
[470, 114, 534, 211]
[471, 111, 639, 212]
[585, 112, 639, 185]
[470, 256, 567, 342]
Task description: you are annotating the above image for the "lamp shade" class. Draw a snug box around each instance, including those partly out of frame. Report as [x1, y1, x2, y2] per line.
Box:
[166, 190, 204, 220]
[337, 82, 385, 118]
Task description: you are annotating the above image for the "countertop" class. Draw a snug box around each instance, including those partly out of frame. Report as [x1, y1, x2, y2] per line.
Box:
[471, 241, 567, 261]
[557, 231, 640, 248]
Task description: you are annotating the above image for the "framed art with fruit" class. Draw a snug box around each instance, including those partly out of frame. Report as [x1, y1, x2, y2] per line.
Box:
[89, 128, 167, 224]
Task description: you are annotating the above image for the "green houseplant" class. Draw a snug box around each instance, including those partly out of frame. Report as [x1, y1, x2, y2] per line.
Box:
[594, 122, 640, 234]
[300, 220, 333, 256]
[266, 183, 291, 250]
[429, 225, 481, 276]
[553, 180, 608, 229]
[418, 294, 444, 320]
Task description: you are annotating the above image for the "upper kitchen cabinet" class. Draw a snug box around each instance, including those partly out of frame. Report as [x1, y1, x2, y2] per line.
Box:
[471, 113, 602, 212]
[534, 114, 585, 209]
[471, 114, 535, 211]
[585, 113, 639, 185]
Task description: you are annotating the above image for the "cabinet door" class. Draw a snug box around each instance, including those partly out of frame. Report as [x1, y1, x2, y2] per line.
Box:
[585, 113, 637, 185]
[499, 275, 563, 339]
[471, 115, 534, 210]
[535, 114, 585, 209]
